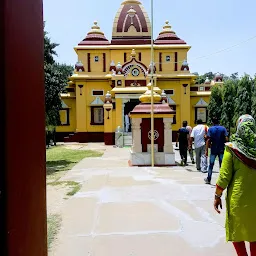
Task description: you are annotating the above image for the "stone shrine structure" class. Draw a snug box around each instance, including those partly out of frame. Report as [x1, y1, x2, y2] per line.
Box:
[129, 83, 175, 166]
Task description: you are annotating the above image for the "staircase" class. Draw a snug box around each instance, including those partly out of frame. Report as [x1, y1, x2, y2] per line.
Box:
[124, 132, 132, 146]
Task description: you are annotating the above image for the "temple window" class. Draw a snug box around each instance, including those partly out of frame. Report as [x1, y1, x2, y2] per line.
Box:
[199, 86, 205, 91]
[195, 107, 208, 124]
[92, 90, 104, 96]
[60, 109, 70, 126]
[166, 55, 171, 62]
[165, 89, 174, 96]
[91, 107, 104, 125]
[94, 56, 99, 62]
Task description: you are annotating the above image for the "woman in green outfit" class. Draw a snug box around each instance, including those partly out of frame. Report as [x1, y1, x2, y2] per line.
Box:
[214, 114, 256, 256]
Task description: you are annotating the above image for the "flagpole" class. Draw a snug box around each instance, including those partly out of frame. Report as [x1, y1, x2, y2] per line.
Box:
[150, 0, 154, 167]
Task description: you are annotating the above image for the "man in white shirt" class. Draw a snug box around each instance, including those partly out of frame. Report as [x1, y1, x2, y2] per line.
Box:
[125, 113, 130, 133]
[190, 119, 208, 171]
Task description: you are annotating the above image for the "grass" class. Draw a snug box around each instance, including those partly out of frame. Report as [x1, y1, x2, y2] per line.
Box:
[47, 180, 82, 197]
[47, 214, 62, 249]
[66, 183, 82, 196]
[46, 146, 103, 176]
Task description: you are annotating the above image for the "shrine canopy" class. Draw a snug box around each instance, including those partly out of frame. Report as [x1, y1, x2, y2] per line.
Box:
[130, 82, 176, 119]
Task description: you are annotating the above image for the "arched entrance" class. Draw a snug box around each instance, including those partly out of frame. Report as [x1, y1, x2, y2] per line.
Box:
[124, 99, 140, 132]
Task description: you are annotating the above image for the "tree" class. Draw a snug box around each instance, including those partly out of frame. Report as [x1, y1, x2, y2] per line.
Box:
[207, 85, 223, 123]
[252, 77, 256, 120]
[44, 24, 73, 127]
[221, 80, 236, 134]
[233, 74, 253, 123]
[195, 72, 215, 84]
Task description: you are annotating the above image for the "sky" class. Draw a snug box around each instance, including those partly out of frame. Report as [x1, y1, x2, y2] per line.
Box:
[43, 0, 256, 76]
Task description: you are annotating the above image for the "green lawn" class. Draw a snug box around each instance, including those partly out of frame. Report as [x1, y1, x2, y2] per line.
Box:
[47, 214, 62, 248]
[46, 146, 103, 250]
[46, 146, 103, 176]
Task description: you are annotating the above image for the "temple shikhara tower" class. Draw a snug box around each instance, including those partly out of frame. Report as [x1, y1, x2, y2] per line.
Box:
[56, 0, 223, 145]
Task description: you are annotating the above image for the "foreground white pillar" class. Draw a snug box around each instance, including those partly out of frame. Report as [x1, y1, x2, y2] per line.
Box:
[131, 118, 142, 152]
[164, 118, 174, 153]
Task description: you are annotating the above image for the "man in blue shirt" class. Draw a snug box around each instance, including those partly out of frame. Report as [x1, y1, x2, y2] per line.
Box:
[176, 121, 189, 166]
[204, 117, 228, 184]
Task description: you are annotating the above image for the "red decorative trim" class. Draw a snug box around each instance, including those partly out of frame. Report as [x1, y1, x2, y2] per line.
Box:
[139, 52, 142, 61]
[205, 87, 211, 91]
[78, 41, 110, 45]
[175, 52, 178, 71]
[230, 148, 256, 170]
[87, 53, 91, 72]
[124, 52, 127, 62]
[104, 133, 115, 145]
[111, 38, 151, 45]
[103, 53, 106, 72]
[122, 58, 148, 73]
[159, 52, 162, 72]
[154, 32, 186, 45]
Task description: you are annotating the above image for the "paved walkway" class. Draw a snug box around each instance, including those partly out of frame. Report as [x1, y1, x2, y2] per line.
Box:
[51, 144, 234, 256]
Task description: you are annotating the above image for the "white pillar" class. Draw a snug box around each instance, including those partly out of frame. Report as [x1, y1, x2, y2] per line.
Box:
[131, 118, 142, 153]
[163, 118, 174, 153]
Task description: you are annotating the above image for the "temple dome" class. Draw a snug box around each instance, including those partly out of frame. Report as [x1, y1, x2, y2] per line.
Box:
[214, 72, 223, 82]
[112, 0, 151, 45]
[139, 82, 161, 103]
[155, 21, 186, 45]
[79, 21, 110, 45]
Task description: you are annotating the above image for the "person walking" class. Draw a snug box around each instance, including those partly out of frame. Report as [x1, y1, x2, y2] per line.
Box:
[176, 121, 189, 166]
[204, 117, 228, 184]
[214, 114, 256, 256]
[190, 119, 208, 171]
[125, 113, 130, 133]
[185, 122, 195, 164]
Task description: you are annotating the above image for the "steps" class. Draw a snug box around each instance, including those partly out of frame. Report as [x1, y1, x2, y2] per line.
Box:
[124, 133, 132, 146]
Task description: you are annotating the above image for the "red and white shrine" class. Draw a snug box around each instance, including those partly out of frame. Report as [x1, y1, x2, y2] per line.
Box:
[129, 83, 176, 166]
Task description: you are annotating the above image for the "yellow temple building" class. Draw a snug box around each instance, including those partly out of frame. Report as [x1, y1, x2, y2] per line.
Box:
[56, 0, 223, 145]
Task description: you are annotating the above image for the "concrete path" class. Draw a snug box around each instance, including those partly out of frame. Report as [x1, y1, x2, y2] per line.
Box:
[51, 144, 234, 256]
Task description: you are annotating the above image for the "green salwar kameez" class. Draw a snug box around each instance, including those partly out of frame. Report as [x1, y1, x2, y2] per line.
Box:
[217, 147, 256, 242]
